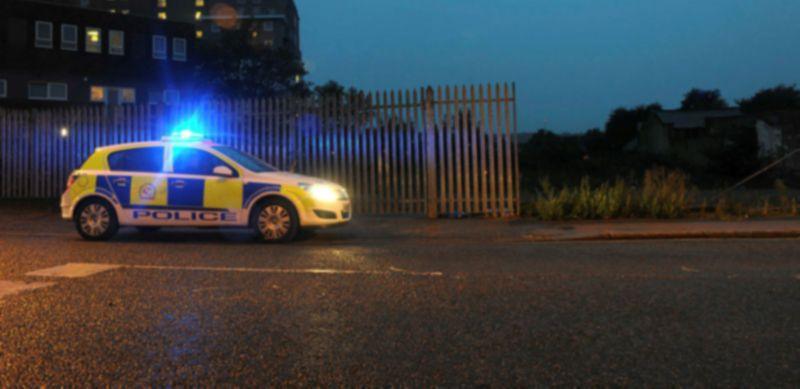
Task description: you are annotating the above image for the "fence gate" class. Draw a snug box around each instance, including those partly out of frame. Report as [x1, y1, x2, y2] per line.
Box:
[0, 83, 519, 217]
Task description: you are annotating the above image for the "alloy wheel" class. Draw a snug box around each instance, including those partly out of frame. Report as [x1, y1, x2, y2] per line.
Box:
[79, 203, 111, 237]
[257, 204, 291, 240]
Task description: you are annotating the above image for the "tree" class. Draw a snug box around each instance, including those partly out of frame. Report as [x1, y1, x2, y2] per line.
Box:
[604, 103, 662, 150]
[195, 22, 310, 99]
[738, 84, 800, 113]
[519, 129, 584, 185]
[680, 88, 729, 111]
[314, 81, 346, 101]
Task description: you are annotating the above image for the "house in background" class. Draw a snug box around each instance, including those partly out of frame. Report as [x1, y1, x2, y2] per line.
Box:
[637, 109, 755, 166]
[0, 0, 198, 107]
[755, 111, 800, 170]
[637, 108, 800, 170]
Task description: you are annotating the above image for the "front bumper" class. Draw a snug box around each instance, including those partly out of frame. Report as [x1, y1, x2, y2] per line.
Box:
[302, 200, 352, 227]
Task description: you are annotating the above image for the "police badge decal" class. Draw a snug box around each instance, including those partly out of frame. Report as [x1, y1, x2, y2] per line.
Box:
[139, 183, 157, 201]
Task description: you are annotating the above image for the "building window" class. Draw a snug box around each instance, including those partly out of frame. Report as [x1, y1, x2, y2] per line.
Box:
[61, 24, 78, 51]
[264, 38, 274, 47]
[35, 21, 53, 49]
[0, 80, 6, 98]
[90, 86, 105, 102]
[158, 0, 167, 7]
[109, 30, 124, 55]
[49, 83, 68, 100]
[28, 82, 68, 101]
[85, 27, 102, 53]
[152, 35, 167, 59]
[148, 91, 161, 104]
[158, 12, 167, 20]
[196, 30, 204, 39]
[29, 82, 48, 100]
[262, 21, 274, 31]
[173, 38, 187, 61]
[91, 86, 136, 104]
[195, 11, 202, 20]
[163, 90, 180, 105]
[195, 0, 204, 6]
[121, 88, 136, 104]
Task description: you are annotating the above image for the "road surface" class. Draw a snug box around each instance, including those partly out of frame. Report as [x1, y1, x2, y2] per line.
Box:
[0, 210, 798, 385]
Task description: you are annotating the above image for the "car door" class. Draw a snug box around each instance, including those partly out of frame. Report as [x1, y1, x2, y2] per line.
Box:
[168, 146, 243, 224]
[106, 146, 167, 210]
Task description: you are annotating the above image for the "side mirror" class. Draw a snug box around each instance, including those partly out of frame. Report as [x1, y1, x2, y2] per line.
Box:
[213, 165, 234, 177]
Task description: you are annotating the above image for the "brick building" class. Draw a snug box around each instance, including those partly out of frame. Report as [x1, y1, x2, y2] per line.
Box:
[0, 0, 198, 106]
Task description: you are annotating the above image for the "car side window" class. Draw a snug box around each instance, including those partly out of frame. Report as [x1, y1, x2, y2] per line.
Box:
[107, 147, 164, 173]
[172, 147, 236, 177]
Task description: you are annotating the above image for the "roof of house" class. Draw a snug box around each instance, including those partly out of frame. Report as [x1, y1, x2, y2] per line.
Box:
[655, 109, 743, 129]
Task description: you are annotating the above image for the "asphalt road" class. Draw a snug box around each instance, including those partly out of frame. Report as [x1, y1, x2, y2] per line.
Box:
[1, 209, 799, 385]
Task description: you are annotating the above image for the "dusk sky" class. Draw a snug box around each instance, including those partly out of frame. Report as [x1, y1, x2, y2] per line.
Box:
[297, 0, 800, 133]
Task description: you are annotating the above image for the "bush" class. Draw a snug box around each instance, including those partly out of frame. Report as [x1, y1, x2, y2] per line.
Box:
[531, 178, 571, 221]
[526, 168, 690, 220]
[639, 168, 689, 218]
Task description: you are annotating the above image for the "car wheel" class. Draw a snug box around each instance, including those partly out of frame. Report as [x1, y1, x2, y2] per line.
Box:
[74, 198, 119, 241]
[251, 198, 299, 243]
[136, 227, 161, 233]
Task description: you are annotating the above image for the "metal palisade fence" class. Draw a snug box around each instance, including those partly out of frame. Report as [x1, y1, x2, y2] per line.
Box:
[0, 83, 520, 218]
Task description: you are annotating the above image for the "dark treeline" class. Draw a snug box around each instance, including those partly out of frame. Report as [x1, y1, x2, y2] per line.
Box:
[520, 85, 800, 191]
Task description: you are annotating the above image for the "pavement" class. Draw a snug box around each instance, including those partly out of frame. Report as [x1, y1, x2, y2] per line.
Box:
[353, 216, 800, 242]
[0, 205, 799, 385]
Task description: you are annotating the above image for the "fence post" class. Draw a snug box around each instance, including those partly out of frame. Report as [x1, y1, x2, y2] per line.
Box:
[424, 87, 437, 218]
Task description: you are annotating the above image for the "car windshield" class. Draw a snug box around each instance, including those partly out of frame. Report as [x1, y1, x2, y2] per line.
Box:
[212, 146, 279, 173]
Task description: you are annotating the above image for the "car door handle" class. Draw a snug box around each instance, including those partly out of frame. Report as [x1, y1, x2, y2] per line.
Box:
[113, 178, 127, 187]
[171, 180, 186, 189]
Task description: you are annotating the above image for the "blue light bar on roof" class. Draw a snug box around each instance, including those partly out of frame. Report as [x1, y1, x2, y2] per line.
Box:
[163, 130, 204, 142]
[163, 114, 206, 141]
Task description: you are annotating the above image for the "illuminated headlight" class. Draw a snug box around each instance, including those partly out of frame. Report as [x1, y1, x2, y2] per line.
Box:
[304, 184, 340, 203]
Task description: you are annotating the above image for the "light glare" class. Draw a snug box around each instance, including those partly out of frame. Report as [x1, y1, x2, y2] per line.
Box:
[308, 184, 339, 203]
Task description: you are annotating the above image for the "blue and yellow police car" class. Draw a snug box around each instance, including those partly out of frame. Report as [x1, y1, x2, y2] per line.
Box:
[60, 132, 351, 242]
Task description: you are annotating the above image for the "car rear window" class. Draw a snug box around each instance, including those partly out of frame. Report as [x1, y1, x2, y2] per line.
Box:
[107, 147, 164, 173]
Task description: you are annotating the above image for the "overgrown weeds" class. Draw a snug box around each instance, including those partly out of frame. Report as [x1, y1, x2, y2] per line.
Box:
[525, 168, 689, 220]
[524, 170, 799, 221]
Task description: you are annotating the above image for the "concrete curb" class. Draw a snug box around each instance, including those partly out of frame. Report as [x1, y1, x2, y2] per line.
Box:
[565, 230, 800, 242]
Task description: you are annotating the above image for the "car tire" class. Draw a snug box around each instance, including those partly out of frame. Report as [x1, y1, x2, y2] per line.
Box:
[251, 198, 300, 243]
[136, 227, 161, 233]
[74, 198, 119, 241]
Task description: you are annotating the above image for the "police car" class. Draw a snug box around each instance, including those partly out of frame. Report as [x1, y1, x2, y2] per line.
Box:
[60, 132, 351, 242]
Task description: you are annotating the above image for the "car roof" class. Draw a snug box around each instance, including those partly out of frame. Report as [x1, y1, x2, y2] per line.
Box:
[94, 140, 220, 153]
